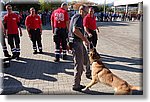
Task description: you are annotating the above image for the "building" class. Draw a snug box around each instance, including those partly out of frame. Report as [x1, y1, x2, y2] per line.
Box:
[114, 0, 143, 14]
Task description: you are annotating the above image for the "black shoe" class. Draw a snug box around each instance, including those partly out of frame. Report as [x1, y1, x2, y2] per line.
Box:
[72, 85, 86, 91]
[33, 51, 38, 54]
[15, 57, 20, 60]
[4, 54, 11, 58]
[39, 51, 43, 54]
[62, 55, 67, 60]
[4, 51, 11, 57]
[11, 55, 16, 59]
[54, 58, 60, 62]
[86, 74, 92, 79]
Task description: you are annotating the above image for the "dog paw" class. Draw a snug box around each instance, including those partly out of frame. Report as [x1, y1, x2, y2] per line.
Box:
[82, 87, 90, 91]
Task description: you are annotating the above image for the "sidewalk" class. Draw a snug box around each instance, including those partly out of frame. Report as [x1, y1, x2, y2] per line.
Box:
[1, 21, 143, 95]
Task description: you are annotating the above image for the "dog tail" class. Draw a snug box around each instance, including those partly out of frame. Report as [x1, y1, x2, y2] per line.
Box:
[130, 85, 141, 91]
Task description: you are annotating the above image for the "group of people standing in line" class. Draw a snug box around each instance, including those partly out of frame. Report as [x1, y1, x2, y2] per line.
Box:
[1, 3, 100, 91]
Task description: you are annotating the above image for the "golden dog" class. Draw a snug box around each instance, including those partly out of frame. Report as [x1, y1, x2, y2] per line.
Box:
[85, 48, 141, 95]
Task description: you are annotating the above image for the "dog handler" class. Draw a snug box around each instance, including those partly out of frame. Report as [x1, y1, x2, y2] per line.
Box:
[69, 5, 91, 91]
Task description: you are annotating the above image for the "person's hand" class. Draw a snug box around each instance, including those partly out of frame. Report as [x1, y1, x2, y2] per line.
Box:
[20, 31, 22, 37]
[52, 28, 54, 34]
[88, 33, 93, 38]
[29, 34, 31, 38]
[97, 28, 100, 33]
[40, 29, 42, 35]
[4, 34, 8, 38]
[84, 38, 90, 46]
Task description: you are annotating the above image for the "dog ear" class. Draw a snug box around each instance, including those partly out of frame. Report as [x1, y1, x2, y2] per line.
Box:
[89, 51, 94, 57]
[93, 48, 97, 53]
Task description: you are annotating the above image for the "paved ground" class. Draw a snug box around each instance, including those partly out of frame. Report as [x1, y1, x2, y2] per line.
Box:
[1, 21, 143, 95]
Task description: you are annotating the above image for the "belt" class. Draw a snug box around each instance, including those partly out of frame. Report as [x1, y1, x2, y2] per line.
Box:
[30, 28, 40, 30]
[55, 27, 66, 29]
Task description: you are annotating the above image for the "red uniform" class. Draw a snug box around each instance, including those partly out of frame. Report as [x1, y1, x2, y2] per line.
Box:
[83, 14, 97, 30]
[51, 8, 69, 28]
[25, 14, 43, 54]
[3, 13, 20, 34]
[25, 14, 42, 29]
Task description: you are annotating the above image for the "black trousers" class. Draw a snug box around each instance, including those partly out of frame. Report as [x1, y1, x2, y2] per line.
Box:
[53, 28, 67, 59]
[29, 29, 42, 52]
[7, 34, 20, 57]
[2, 35, 7, 51]
[87, 29, 98, 48]
[2, 35, 9, 56]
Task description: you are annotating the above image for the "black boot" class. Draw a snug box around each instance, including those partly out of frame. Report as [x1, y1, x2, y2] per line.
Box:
[62, 55, 67, 60]
[54, 54, 60, 62]
[15, 52, 20, 60]
[33, 50, 38, 54]
[39, 49, 43, 54]
[4, 51, 11, 57]
[11, 52, 17, 59]
[54, 58, 60, 62]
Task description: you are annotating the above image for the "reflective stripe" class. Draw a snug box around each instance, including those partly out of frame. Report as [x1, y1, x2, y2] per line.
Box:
[11, 48, 16, 52]
[33, 47, 37, 50]
[16, 50, 20, 52]
[62, 53, 66, 55]
[62, 50, 67, 52]
[3, 49, 7, 51]
[55, 49, 60, 51]
[39, 47, 42, 50]
[55, 53, 60, 55]
[12, 50, 16, 52]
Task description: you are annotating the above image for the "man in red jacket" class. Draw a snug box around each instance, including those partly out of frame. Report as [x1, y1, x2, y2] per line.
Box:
[3, 5, 22, 60]
[51, 3, 69, 62]
[25, 7, 43, 54]
[0, 20, 11, 57]
[83, 7, 99, 49]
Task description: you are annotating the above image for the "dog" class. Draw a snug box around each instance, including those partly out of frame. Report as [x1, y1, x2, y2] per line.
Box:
[84, 48, 141, 95]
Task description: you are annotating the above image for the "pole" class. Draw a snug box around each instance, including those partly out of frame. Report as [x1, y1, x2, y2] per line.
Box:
[104, 0, 106, 13]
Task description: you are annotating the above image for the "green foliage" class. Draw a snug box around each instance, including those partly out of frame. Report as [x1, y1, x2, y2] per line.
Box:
[39, 1, 62, 11]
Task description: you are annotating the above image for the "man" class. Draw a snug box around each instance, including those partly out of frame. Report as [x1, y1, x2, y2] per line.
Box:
[51, 3, 69, 62]
[0, 19, 11, 57]
[25, 7, 43, 54]
[69, 5, 91, 91]
[83, 7, 99, 49]
[3, 5, 22, 60]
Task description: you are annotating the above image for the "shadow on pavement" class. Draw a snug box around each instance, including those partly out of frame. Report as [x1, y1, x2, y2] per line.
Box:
[1, 76, 42, 95]
[97, 21, 129, 27]
[42, 52, 73, 61]
[80, 89, 114, 95]
[100, 54, 143, 73]
[4, 57, 74, 81]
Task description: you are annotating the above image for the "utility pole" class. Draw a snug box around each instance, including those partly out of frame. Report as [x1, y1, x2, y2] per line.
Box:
[104, 0, 106, 13]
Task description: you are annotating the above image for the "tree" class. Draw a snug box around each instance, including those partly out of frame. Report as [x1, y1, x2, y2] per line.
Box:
[39, 0, 62, 11]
